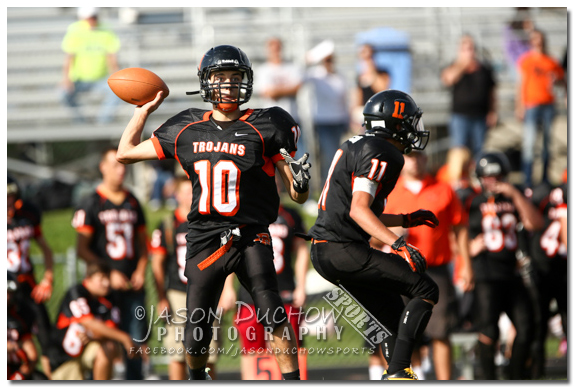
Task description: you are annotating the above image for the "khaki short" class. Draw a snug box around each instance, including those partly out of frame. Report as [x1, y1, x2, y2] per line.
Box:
[51, 341, 101, 380]
[164, 289, 221, 364]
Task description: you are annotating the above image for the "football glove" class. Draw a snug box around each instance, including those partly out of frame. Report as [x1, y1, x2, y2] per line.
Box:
[391, 236, 427, 273]
[31, 279, 53, 304]
[402, 209, 439, 228]
[280, 148, 311, 194]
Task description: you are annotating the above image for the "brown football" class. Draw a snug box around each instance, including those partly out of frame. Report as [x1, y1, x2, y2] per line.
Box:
[108, 67, 169, 105]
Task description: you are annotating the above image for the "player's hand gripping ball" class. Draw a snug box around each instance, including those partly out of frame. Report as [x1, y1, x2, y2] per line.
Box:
[108, 68, 169, 105]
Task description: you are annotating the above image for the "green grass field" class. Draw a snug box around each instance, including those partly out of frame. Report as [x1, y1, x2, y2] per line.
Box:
[28, 202, 565, 377]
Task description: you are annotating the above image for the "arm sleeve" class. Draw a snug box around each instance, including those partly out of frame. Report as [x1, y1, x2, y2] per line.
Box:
[353, 143, 395, 182]
[265, 107, 299, 163]
[150, 113, 189, 160]
[71, 196, 96, 234]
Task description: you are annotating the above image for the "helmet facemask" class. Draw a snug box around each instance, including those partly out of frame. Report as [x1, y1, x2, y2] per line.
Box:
[199, 66, 253, 112]
[366, 107, 428, 154]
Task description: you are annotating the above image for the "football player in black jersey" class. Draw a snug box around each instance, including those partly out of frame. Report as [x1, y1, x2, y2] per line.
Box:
[309, 89, 439, 380]
[466, 152, 543, 380]
[116, 45, 310, 380]
[72, 147, 149, 380]
[526, 178, 567, 379]
[7, 176, 54, 378]
[48, 262, 145, 380]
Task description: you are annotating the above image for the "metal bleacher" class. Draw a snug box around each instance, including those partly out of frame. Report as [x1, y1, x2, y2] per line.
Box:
[7, 7, 568, 146]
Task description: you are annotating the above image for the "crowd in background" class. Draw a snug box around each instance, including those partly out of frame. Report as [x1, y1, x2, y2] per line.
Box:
[7, 6, 567, 381]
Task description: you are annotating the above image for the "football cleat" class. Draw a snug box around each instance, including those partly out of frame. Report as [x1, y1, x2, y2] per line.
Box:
[382, 368, 418, 380]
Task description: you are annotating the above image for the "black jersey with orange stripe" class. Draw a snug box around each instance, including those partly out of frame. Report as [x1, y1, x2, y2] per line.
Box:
[309, 134, 404, 244]
[150, 209, 189, 292]
[529, 183, 567, 272]
[7, 201, 42, 290]
[48, 283, 119, 371]
[466, 192, 520, 281]
[151, 107, 299, 258]
[71, 190, 147, 277]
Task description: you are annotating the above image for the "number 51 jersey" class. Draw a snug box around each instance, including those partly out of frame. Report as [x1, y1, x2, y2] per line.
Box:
[310, 134, 404, 244]
[151, 107, 299, 257]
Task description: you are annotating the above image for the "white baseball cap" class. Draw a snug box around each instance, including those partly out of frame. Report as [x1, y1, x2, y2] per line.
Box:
[77, 7, 99, 19]
[306, 40, 335, 65]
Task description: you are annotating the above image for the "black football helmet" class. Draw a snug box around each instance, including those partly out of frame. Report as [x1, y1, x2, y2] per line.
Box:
[189, 45, 254, 111]
[363, 90, 428, 154]
[475, 152, 511, 178]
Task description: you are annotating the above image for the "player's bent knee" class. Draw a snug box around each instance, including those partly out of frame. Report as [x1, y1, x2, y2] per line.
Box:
[252, 292, 288, 332]
[100, 340, 119, 360]
[412, 276, 439, 305]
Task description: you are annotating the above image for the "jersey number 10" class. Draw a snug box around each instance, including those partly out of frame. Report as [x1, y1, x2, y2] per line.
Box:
[194, 160, 240, 216]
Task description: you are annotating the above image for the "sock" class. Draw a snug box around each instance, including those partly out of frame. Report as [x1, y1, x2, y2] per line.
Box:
[188, 366, 206, 380]
[369, 365, 385, 380]
[387, 338, 413, 375]
[411, 365, 425, 380]
[476, 341, 496, 380]
[282, 370, 300, 380]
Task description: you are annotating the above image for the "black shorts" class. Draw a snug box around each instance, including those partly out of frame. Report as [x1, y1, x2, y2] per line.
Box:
[310, 240, 438, 335]
[472, 277, 534, 342]
[422, 265, 458, 339]
[184, 225, 287, 330]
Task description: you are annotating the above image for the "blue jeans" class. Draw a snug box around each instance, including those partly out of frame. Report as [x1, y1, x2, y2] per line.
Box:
[522, 104, 555, 187]
[151, 169, 174, 202]
[315, 123, 349, 184]
[115, 290, 147, 380]
[60, 78, 120, 124]
[448, 113, 488, 157]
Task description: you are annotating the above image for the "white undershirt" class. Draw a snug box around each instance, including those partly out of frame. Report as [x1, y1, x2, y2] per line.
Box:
[404, 180, 423, 195]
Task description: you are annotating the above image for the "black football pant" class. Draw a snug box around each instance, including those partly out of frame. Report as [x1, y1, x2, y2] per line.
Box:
[473, 278, 534, 380]
[310, 240, 438, 366]
[184, 226, 288, 358]
[15, 288, 51, 357]
[531, 259, 567, 379]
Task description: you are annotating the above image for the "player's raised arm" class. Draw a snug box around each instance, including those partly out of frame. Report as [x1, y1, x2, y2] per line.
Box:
[116, 91, 165, 164]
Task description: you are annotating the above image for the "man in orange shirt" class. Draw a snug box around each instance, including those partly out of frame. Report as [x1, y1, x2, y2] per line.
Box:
[516, 29, 565, 187]
[383, 151, 474, 380]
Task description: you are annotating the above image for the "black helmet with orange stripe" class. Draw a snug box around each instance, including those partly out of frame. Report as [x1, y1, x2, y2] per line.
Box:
[189, 45, 254, 112]
[363, 90, 428, 154]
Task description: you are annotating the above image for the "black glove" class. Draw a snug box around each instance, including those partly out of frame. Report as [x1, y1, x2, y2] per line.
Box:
[280, 148, 311, 194]
[391, 236, 427, 273]
[402, 209, 439, 228]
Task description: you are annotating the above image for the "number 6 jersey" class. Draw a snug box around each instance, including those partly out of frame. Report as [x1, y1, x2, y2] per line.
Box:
[48, 283, 119, 372]
[150, 107, 299, 257]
